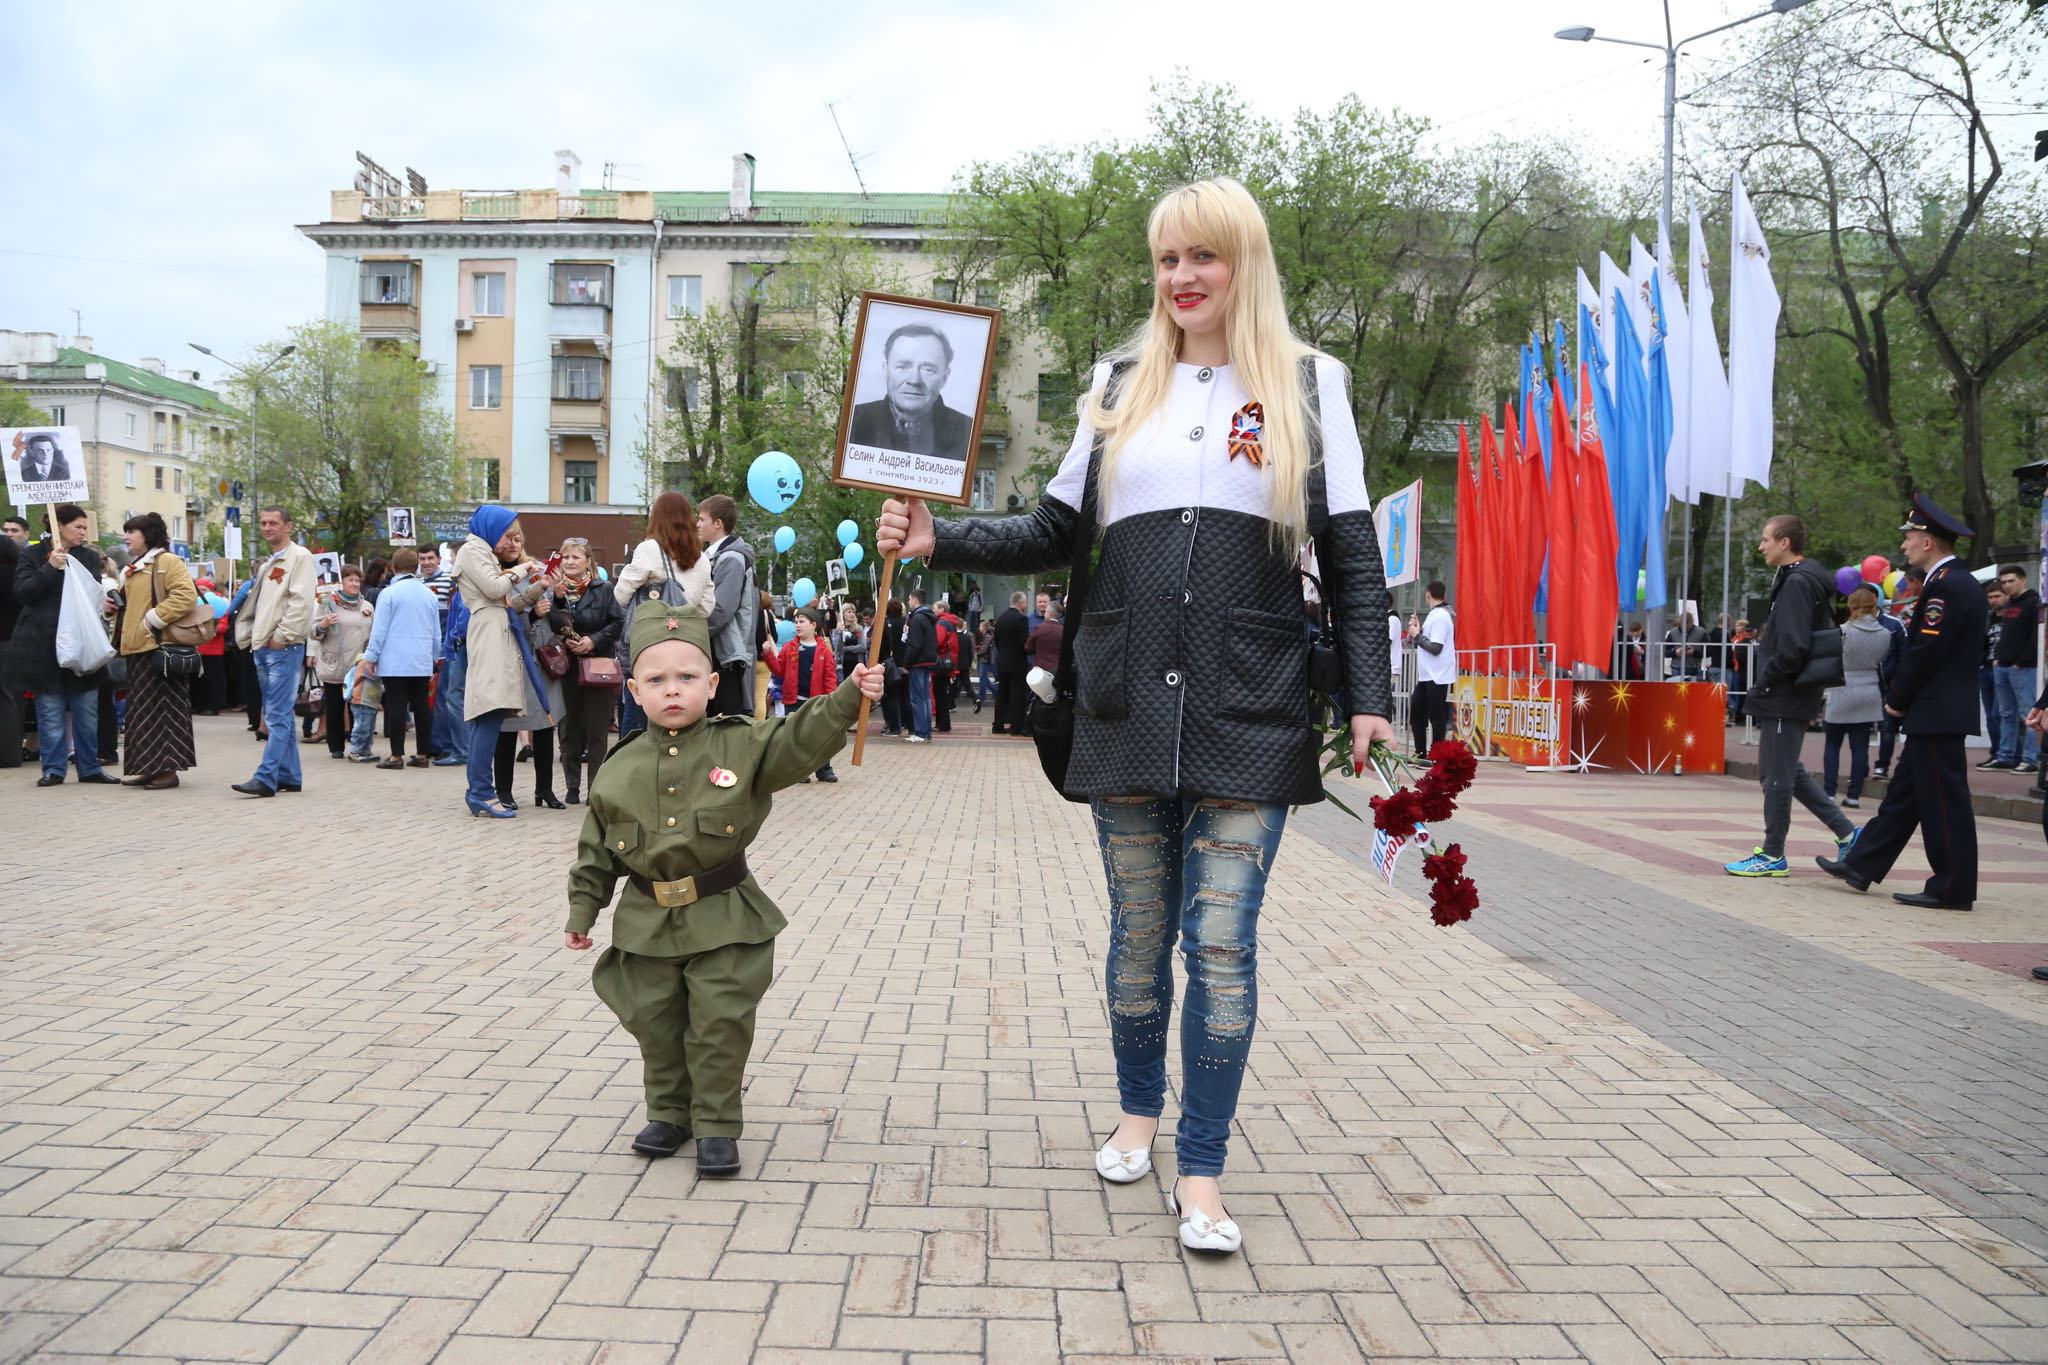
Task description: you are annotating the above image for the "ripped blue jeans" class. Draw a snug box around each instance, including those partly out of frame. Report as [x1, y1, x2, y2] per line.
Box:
[1091, 796, 1287, 1177]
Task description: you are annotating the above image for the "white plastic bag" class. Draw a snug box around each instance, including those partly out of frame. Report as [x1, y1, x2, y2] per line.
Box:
[54, 556, 117, 676]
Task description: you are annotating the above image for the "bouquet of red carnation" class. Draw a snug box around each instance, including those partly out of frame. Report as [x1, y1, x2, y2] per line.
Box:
[1339, 737, 1481, 926]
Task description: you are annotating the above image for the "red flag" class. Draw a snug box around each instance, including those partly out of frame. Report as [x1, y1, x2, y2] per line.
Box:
[1479, 416, 1509, 661]
[1454, 423, 1481, 655]
[1545, 377, 1580, 673]
[1499, 402, 1528, 646]
[1576, 362, 1621, 673]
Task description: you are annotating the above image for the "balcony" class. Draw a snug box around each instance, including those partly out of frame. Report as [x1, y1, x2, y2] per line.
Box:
[558, 192, 619, 219]
[359, 261, 421, 339]
[461, 193, 521, 219]
[333, 189, 655, 222]
[360, 196, 425, 220]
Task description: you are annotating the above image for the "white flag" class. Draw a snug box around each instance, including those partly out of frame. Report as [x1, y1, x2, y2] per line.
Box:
[1626, 238, 1658, 369]
[1598, 251, 1629, 393]
[1686, 196, 1733, 503]
[1655, 218, 1694, 504]
[1576, 267, 1604, 381]
[1727, 171, 1779, 491]
[1373, 477, 1423, 588]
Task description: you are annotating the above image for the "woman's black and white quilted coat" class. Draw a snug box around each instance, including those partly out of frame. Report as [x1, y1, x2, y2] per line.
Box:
[929, 357, 1391, 805]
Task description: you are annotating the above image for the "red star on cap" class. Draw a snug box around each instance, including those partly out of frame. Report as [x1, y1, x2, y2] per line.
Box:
[666, 618, 679, 629]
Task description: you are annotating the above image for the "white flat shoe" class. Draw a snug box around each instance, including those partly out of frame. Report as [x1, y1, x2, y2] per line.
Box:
[1094, 1137, 1152, 1184]
[1167, 1185, 1242, 1254]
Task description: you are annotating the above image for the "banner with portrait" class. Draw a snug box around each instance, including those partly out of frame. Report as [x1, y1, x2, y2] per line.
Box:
[831, 291, 1000, 506]
[3, 426, 89, 506]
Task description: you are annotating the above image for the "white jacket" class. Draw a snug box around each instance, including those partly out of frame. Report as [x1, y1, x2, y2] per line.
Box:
[235, 541, 317, 649]
[613, 538, 715, 616]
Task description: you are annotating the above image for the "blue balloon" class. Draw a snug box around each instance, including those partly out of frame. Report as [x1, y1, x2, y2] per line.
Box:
[843, 541, 864, 570]
[747, 451, 804, 514]
[773, 525, 795, 554]
[836, 519, 859, 547]
[791, 577, 817, 609]
[774, 619, 796, 647]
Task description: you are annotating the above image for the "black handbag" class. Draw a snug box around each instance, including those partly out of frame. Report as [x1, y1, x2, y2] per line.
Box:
[1032, 362, 1132, 800]
[143, 564, 204, 678]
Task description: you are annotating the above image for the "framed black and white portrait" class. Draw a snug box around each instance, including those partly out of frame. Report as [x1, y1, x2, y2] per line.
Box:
[831, 291, 1000, 506]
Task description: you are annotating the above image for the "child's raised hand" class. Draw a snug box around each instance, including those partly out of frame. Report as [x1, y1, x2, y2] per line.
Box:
[852, 662, 885, 702]
[564, 931, 593, 950]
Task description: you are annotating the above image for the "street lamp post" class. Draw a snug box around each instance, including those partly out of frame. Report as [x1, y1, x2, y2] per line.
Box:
[1555, 0, 1815, 680]
[190, 342, 293, 578]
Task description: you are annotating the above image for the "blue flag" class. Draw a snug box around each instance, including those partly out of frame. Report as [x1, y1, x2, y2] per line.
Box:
[1643, 274, 1673, 612]
[1554, 319, 1575, 420]
[1611, 289, 1652, 611]
[1582, 303, 1629, 602]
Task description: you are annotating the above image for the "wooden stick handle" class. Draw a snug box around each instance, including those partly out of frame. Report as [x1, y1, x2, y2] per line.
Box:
[850, 552, 899, 767]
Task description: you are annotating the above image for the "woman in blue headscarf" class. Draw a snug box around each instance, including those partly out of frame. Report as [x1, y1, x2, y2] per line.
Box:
[452, 505, 557, 816]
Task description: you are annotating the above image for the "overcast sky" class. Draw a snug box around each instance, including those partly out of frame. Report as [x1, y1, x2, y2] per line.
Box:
[6, 0, 2020, 391]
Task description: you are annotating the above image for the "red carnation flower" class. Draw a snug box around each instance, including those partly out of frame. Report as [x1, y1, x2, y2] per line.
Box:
[1415, 786, 1458, 823]
[1422, 843, 1467, 880]
[1369, 788, 1425, 839]
[1428, 874, 1479, 926]
[1426, 740, 1478, 791]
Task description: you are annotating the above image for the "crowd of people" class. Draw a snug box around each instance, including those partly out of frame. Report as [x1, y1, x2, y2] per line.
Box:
[0, 490, 1072, 813]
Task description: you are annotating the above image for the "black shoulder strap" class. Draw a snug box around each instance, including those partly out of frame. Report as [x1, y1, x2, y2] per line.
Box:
[1054, 361, 1133, 694]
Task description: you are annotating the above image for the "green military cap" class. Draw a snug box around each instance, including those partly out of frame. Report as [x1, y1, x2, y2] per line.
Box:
[629, 602, 715, 668]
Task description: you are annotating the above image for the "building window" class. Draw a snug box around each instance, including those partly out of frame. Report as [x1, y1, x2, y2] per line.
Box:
[472, 272, 506, 316]
[469, 365, 503, 409]
[552, 355, 605, 401]
[360, 260, 415, 305]
[1037, 372, 1075, 423]
[125, 413, 137, 439]
[563, 460, 597, 504]
[153, 416, 167, 452]
[173, 468, 183, 493]
[665, 367, 700, 412]
[124, 462, 136, 488]
[972, 468, 997, 512]
[667, 275, 702, 319]
[975, 283, 998, 310]
[469, 458, 501, 501]
[550, 263, 612, 307]
[172, 515, 184, 540]
[47, 404, 65, 425]
[153, 466, 165, 490]
[783, 371, 808, 403]
[733, 263, 810, 310]
[933, 278, 958, 303]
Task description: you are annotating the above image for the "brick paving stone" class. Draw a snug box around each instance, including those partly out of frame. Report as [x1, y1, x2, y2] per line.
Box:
[1, 724, 2046, 1361]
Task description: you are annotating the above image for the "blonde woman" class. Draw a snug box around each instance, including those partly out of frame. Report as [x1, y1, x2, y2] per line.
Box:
[880, 178, 1393, 1254]
[1823, 584, 1891, 807]
[453, 505, 555, 817]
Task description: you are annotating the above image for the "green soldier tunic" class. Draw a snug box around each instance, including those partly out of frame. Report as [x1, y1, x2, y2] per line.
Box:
[566, 607, 863, 1135]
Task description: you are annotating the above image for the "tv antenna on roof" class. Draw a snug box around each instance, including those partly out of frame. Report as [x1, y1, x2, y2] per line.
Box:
[825, 97, 871, 199]
[602, 161, 645, 190]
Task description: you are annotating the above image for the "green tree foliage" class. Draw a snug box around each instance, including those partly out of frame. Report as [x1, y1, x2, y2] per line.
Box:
[950, 74, 1621, 498]
[0, 385, 44, 427]
[1700, 0, 2048, 566]
[230, 320, 462, 555]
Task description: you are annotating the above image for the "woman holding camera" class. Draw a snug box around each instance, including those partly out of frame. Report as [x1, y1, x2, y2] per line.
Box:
[880, 178, 1392, 1254]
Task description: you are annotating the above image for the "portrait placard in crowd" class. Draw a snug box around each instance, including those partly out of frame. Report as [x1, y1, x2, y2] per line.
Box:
[831, 291, 1000, 506]
[3, 426, 89, 505]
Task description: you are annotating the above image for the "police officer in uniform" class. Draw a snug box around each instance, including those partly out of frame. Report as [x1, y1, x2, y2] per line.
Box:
[564, 604, 882, 1174]
[1817, 494, 1986, 909]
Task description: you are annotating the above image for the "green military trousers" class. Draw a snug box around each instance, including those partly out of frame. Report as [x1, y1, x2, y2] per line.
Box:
[591, 939, 775, 1137]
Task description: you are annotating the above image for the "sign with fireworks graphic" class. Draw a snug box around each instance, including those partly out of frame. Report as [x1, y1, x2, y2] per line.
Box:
[1453, 675, 1726, 774]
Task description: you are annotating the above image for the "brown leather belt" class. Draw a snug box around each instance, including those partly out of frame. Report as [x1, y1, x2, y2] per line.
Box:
[631, 851, 750, 909]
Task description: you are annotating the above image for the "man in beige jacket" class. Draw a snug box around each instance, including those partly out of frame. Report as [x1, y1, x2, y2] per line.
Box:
[233, 506, 317, 797]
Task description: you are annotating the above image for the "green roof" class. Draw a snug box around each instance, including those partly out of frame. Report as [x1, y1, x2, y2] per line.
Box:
[30, 347, 241, 418]
[652, 190, 957, 228]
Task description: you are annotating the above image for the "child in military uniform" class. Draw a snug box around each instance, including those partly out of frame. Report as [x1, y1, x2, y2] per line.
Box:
[565, 604, 882, 1175]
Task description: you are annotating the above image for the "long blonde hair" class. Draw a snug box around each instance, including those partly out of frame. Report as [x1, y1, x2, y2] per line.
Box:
[1084, 177, 1321, 556]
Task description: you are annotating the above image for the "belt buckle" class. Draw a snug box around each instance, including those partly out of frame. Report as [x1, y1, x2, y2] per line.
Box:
[651, 876, 699, 908]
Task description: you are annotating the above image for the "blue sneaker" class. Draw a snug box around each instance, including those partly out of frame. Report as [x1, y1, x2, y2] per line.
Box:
[1725, 847, 1789, 877]
[1836, 826, 1860, 856]
[433, 754, 464, 766]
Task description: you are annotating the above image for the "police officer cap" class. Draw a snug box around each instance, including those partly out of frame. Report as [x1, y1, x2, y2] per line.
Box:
[1899, 492, 1973, 542]
[629, 603, 714, 669]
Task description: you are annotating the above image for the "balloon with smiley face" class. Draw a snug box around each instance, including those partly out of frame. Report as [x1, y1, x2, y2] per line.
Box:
[747, 451, 804, 515]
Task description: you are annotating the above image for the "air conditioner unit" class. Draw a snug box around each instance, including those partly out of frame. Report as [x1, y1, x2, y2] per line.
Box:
[1006, 493, 1026, 510]
[454, 318, 474, 333]
[422, 359, 440, 376]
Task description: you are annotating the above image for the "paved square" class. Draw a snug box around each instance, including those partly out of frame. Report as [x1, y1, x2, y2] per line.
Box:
[3, 715, 2047, 1362]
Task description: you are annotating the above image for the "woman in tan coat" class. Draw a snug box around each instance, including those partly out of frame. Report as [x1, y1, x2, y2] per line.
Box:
[453, 504, 555, 817]
[113, 512, 199, 789]
[310, 564, 375, 758]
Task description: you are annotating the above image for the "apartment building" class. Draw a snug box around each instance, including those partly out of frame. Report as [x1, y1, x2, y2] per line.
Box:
[1, 329, 239, 552]
[298, 151, 1065, 560]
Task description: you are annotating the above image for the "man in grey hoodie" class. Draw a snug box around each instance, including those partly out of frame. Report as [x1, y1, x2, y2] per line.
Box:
[1726, 514, 1858, 877]
[697, 494, 759, 719]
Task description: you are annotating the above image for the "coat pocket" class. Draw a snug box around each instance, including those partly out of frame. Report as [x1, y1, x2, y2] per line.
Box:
[1219, 606, 1310, 727]
[605, 821, 642, 858]
[1073, 607, 1128, 721]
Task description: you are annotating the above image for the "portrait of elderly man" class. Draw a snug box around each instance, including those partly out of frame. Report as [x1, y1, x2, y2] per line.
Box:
[849, 323, 973, 460]
[15, 433, 71, 483]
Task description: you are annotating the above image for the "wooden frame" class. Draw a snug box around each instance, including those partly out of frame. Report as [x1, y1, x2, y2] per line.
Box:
[829, 290, 1001, 507]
